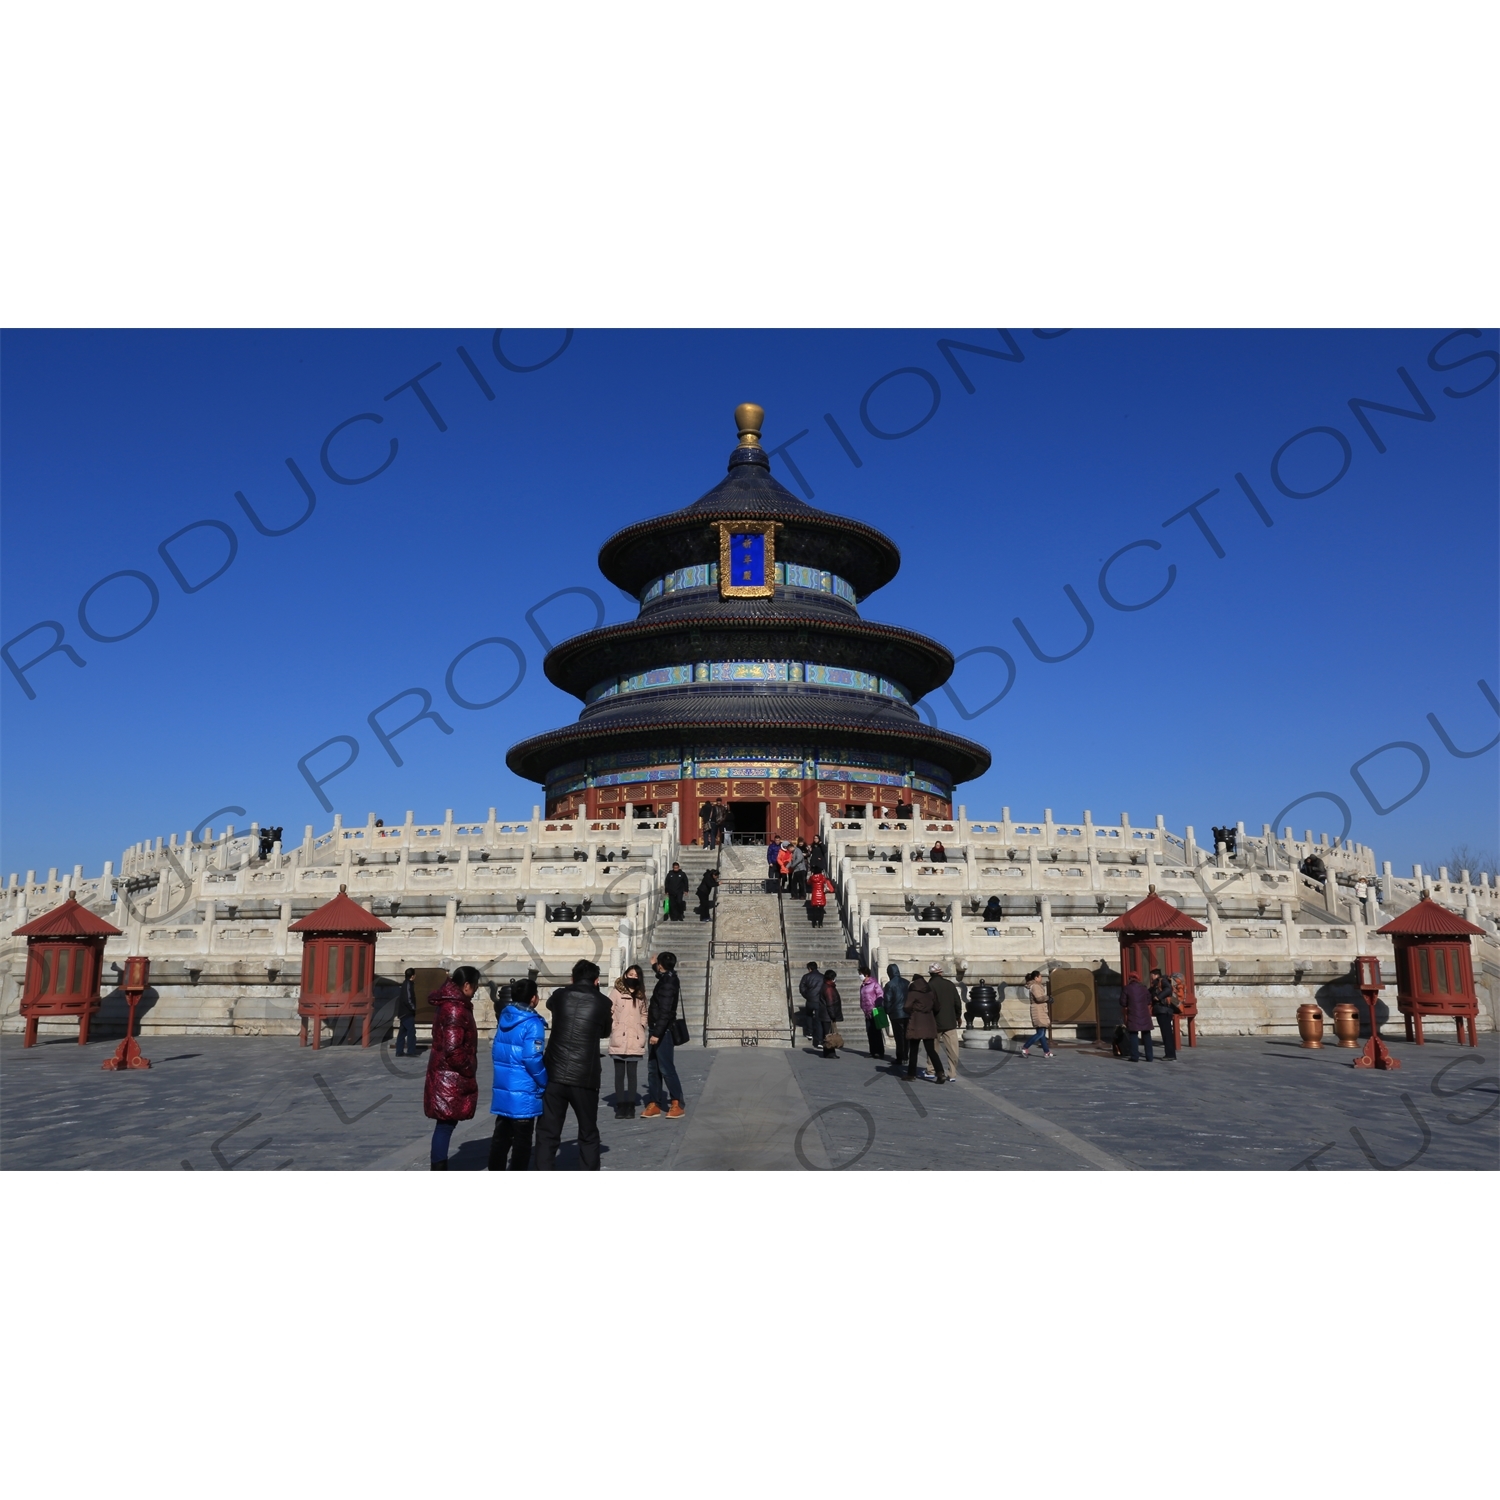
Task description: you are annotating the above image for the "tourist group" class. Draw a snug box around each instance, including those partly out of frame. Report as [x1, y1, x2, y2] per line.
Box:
[413, 955, 687, 1170]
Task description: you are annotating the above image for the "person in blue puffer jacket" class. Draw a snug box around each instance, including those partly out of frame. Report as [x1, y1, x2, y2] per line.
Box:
[488, 977, 547, 1170]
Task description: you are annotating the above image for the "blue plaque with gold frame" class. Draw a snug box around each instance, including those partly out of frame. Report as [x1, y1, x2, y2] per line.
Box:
[717, 521, 777, 598]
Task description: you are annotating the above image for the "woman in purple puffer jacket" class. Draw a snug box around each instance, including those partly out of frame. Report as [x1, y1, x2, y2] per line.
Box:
[423, 966, 481, 1169]
[858, 966, 886, 1059]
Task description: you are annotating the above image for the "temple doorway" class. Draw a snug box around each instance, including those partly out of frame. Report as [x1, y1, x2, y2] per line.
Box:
[730, 801, 768, 840]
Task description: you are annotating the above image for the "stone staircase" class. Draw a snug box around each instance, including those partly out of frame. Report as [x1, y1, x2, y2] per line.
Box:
[642, 842, 871, 1048]
[782, 873, 863, 1045]
[641, 846, 719, 1046]
[704, 844, 795, 1046]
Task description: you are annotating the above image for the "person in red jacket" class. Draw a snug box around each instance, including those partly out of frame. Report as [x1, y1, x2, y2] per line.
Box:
[807, 870, 835, 928]
[424, 966, 482, 1169]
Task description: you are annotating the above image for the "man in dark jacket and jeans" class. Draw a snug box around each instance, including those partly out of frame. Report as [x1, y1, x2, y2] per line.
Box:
[394, 966, 418, 1057]
[644, 952, 686, 1118]
[534, 959, 613, 1169]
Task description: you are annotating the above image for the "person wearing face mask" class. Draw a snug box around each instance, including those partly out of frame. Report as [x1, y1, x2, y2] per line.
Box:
[643, 951, 686, 1119]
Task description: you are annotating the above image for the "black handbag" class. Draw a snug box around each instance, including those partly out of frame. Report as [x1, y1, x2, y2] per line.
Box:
[670, 998, 690, 1047]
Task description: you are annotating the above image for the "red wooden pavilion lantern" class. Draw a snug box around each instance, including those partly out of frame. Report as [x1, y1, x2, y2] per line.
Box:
[102, 955, 153, 1071]
[1351, 954, 1399, 1071]
[1104, 885, 1208, 1048]
[1376, 895, 1485, 1047]
[15, 893, 122, 1047]
[288, 885, 391, 1049]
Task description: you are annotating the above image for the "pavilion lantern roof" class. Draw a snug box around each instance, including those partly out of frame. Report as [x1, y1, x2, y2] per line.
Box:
[288, 886, 392, 934]
[1103, 886, 1208, 934]
[14, 892, 121, 939]
[1376, 895, 1485, 938]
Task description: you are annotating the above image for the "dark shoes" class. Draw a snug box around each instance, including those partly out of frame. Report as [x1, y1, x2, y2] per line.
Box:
[430, 1160, 447, 1171]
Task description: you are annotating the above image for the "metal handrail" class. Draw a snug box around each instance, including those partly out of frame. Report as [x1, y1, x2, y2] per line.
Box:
[776, 881, 797, 1048]
[700, 842, 721, 1048]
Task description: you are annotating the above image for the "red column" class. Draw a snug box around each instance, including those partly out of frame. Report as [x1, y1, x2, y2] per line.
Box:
[799, 780, 821, 844]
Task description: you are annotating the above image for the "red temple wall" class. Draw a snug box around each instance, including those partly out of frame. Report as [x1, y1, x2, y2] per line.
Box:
[547, 779, 953, 843]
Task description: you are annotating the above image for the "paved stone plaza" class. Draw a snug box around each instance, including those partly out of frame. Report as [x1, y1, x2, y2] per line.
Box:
[3, 1030, 1495, 1171]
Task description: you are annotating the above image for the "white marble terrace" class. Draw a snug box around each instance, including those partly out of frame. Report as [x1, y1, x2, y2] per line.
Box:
[3, 800, 1496, 1040]
[816, 806, 1498, 1037]
[1, 808, 677, 1038]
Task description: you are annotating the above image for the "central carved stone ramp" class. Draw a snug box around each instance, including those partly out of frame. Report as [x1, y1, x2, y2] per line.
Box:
[705, 844, 793, 1047]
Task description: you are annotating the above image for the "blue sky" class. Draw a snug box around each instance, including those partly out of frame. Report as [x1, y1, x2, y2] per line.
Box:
[2, 328, 1495, 880]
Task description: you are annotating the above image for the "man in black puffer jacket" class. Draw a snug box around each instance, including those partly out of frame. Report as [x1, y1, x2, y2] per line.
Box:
[664, 861, 690, 921]
[534, 959, 613, 1169]
[643, 952, 686, 1118]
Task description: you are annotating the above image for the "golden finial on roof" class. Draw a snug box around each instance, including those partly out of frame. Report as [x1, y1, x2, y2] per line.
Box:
[735, 402, 764, 448]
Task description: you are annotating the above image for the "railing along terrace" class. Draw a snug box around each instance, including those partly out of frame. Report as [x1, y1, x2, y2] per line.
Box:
[822, 807, 1493, 925]
[3, 807, 679, 930]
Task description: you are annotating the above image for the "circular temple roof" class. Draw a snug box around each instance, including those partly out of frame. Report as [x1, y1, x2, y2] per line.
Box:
[506, 709, 992, 786]
[543, 614, 955, 702]
[597, 445, 902, 600]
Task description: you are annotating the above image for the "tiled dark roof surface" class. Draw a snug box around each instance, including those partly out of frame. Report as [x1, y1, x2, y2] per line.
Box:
[597, 447, 902, 598]
[640, 589, 857, 625]
[507, 710, 991, 784]
[576, 686, 927, 732]
[544, 614, 954, 699]
[684, 447, 814, 516]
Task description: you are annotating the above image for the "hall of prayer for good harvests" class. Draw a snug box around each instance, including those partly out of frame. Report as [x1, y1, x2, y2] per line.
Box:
[505, 403, 992, 843]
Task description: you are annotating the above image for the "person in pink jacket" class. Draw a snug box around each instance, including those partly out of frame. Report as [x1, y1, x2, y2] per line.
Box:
[858, 965, 886, 1059]
[608, 965, 649, 1118]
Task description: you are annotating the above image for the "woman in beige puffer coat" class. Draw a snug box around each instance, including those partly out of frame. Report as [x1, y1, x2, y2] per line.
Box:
[609, 966, 649, 1118]
[1020, 970, 1055, 1058]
